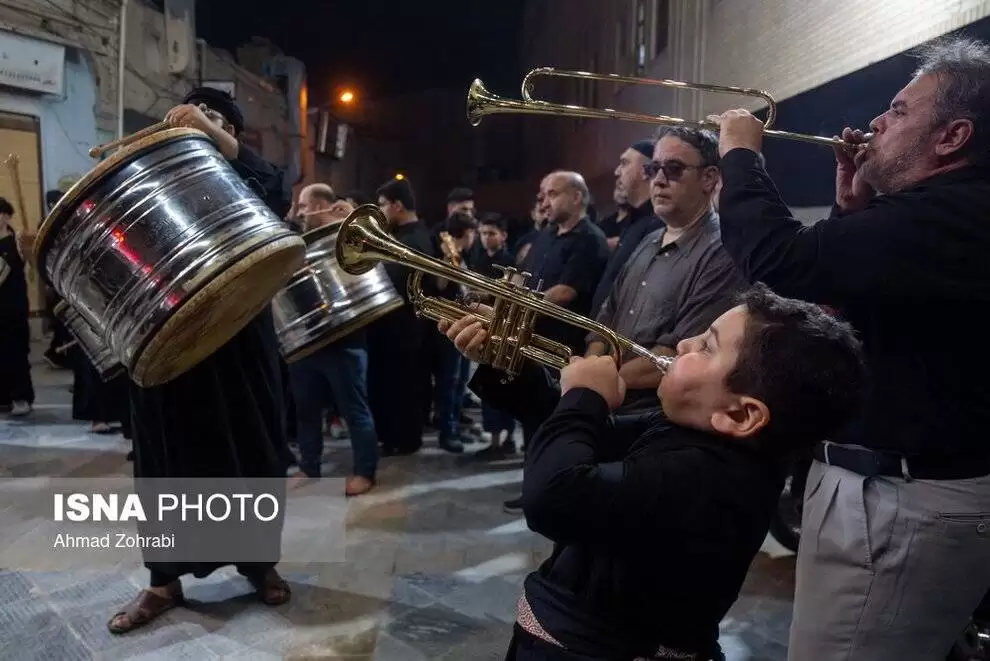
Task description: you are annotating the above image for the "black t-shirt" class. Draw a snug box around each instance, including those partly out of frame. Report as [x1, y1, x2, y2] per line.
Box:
[387, 220, 437, 303]
[521, 217, 609, 353]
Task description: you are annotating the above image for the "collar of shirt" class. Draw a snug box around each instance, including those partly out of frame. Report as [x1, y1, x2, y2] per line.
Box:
[652, 208, 718, 253]
[549, 215, 593, 239]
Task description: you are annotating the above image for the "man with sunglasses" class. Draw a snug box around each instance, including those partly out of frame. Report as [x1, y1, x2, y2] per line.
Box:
[586, 126, 747, 412]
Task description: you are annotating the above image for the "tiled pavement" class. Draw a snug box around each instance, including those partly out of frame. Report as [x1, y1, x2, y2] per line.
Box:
[0, 346, 796, 660]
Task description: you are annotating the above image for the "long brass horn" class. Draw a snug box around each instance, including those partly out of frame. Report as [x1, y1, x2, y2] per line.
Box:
[335, 204, 673, 379]
[468, 67, 870, 149]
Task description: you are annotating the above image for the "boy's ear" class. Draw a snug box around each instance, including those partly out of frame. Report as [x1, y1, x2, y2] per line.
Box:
[710, 395, 770, 439]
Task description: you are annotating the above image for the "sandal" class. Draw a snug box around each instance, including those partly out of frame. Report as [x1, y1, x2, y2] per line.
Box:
[107, 584, 183, 634]
[246, 569, 291, 605]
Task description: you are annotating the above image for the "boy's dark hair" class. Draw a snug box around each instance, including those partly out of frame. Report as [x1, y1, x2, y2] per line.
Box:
[0, 197, 13, 216]
[478, 212, 506, 232]
[726, 283, 866, 451]
[444, 211, 476, 239]
[447, 187, 474, 204]
[376, 178, 416, 211]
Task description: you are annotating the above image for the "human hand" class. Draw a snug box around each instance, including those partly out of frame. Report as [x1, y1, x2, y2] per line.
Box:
[327, 200, 355, 221]
[559, 355, 626, 410]
[164, 104, 217, 133]
[164, 104, 239, 159]
[833, 127, 874, 212]
[707, 109, 765, 157]
[438, 304, 493, 362]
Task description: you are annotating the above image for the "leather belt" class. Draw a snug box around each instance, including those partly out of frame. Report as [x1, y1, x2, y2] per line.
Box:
[813, 441, 990, 480]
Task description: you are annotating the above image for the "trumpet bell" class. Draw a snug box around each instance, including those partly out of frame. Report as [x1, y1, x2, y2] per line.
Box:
[467, 79, 492, 127]
[335, 205, 398, 276]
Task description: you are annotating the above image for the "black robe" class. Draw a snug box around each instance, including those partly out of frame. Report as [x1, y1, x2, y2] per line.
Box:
[128, 144, 292, 580]
[70, 344, 131, 435]
[0, 228, 33, 407]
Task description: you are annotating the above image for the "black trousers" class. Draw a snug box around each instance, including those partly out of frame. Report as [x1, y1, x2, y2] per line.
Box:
[367, 307, 425, 452]
[0, 309, 34, 405]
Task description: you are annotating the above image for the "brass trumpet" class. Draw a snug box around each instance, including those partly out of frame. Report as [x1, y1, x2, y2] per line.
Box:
[468, 67, 871, 149]
[335, 205, 673, 379]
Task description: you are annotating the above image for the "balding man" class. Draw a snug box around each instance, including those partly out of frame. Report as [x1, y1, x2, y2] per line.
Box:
[286, 184, 378, 495]
[521, 171, 609, 355]
[295, 183, 353, 232]
[499, 171, 608, 513]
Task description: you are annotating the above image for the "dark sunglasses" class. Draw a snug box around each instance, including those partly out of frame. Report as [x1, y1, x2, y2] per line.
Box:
[643, 160, 705, 181]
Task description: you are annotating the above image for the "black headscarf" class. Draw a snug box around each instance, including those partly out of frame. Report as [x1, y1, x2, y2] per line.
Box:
[182, 87, 245, 135]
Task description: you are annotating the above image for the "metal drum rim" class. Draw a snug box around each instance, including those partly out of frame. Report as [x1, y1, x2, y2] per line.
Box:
[302, 221, 342, 246]
[33, 127, 212, 282]
[282, 295, 404, 364]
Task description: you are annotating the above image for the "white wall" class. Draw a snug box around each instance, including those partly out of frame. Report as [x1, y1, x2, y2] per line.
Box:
[699, 0, 990, 118]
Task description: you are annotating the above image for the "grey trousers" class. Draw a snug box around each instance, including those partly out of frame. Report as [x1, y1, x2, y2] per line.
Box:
[787, 459, 990, 660]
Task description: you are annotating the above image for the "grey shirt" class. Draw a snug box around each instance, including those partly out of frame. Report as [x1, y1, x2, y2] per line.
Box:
[587, 210, 747, 356]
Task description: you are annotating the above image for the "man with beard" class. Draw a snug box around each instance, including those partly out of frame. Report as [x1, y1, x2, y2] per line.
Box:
[591, 139, 664, 318]
[107, 87, 292, 634]
[710, 37, 990, 661]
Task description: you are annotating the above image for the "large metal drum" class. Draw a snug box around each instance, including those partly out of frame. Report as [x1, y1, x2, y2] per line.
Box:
[52, 300, 125, 381]
[273, 222, 403, 362]
[34, 128, 306, 387]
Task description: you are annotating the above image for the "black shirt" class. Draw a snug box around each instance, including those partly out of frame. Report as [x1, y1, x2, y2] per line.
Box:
[591, 200, 663, 314]
[596, 210, 625, 239]
[719, 148, 990, 463]
[521, 217, 609, 353]
[0, 227, 28, 314]
[386, 220, 437, 303]
[470, 363, 784, 658]
[468, 245, 514, 280]
[229, 143, 291, 219]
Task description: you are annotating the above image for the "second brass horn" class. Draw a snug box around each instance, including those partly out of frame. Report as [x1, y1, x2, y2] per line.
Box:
[468, 67, 871, 148]
[334, 205, 673, 379]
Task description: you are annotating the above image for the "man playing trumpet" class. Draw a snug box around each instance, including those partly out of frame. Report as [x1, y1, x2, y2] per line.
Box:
[709, 36, 990, 660]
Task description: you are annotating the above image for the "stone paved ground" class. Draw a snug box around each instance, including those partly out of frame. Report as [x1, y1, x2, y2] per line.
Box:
[0, 347, 796, 660]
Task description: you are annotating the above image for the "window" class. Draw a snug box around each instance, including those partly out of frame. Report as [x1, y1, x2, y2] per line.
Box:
[634, 0, 647, 74]
[654, 0, 669, 56]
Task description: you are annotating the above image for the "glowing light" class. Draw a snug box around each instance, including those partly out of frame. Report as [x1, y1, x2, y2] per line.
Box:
[339, 90, 355, 104]
[395, 173, 405, 180]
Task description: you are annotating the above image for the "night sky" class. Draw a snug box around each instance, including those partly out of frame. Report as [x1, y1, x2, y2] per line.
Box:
[194, 0, 528, 105]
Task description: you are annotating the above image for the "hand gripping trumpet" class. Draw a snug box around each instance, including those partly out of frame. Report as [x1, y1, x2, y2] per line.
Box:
[335, 205, 673, 379]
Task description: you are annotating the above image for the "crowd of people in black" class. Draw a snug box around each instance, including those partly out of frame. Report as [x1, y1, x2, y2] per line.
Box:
[1, 35, 989, 661]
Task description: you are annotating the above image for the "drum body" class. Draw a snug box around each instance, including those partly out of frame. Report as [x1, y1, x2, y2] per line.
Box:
[53, 300, 125, 381]
[34, 128, 306, 387]
[273, 222, 403, 362]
